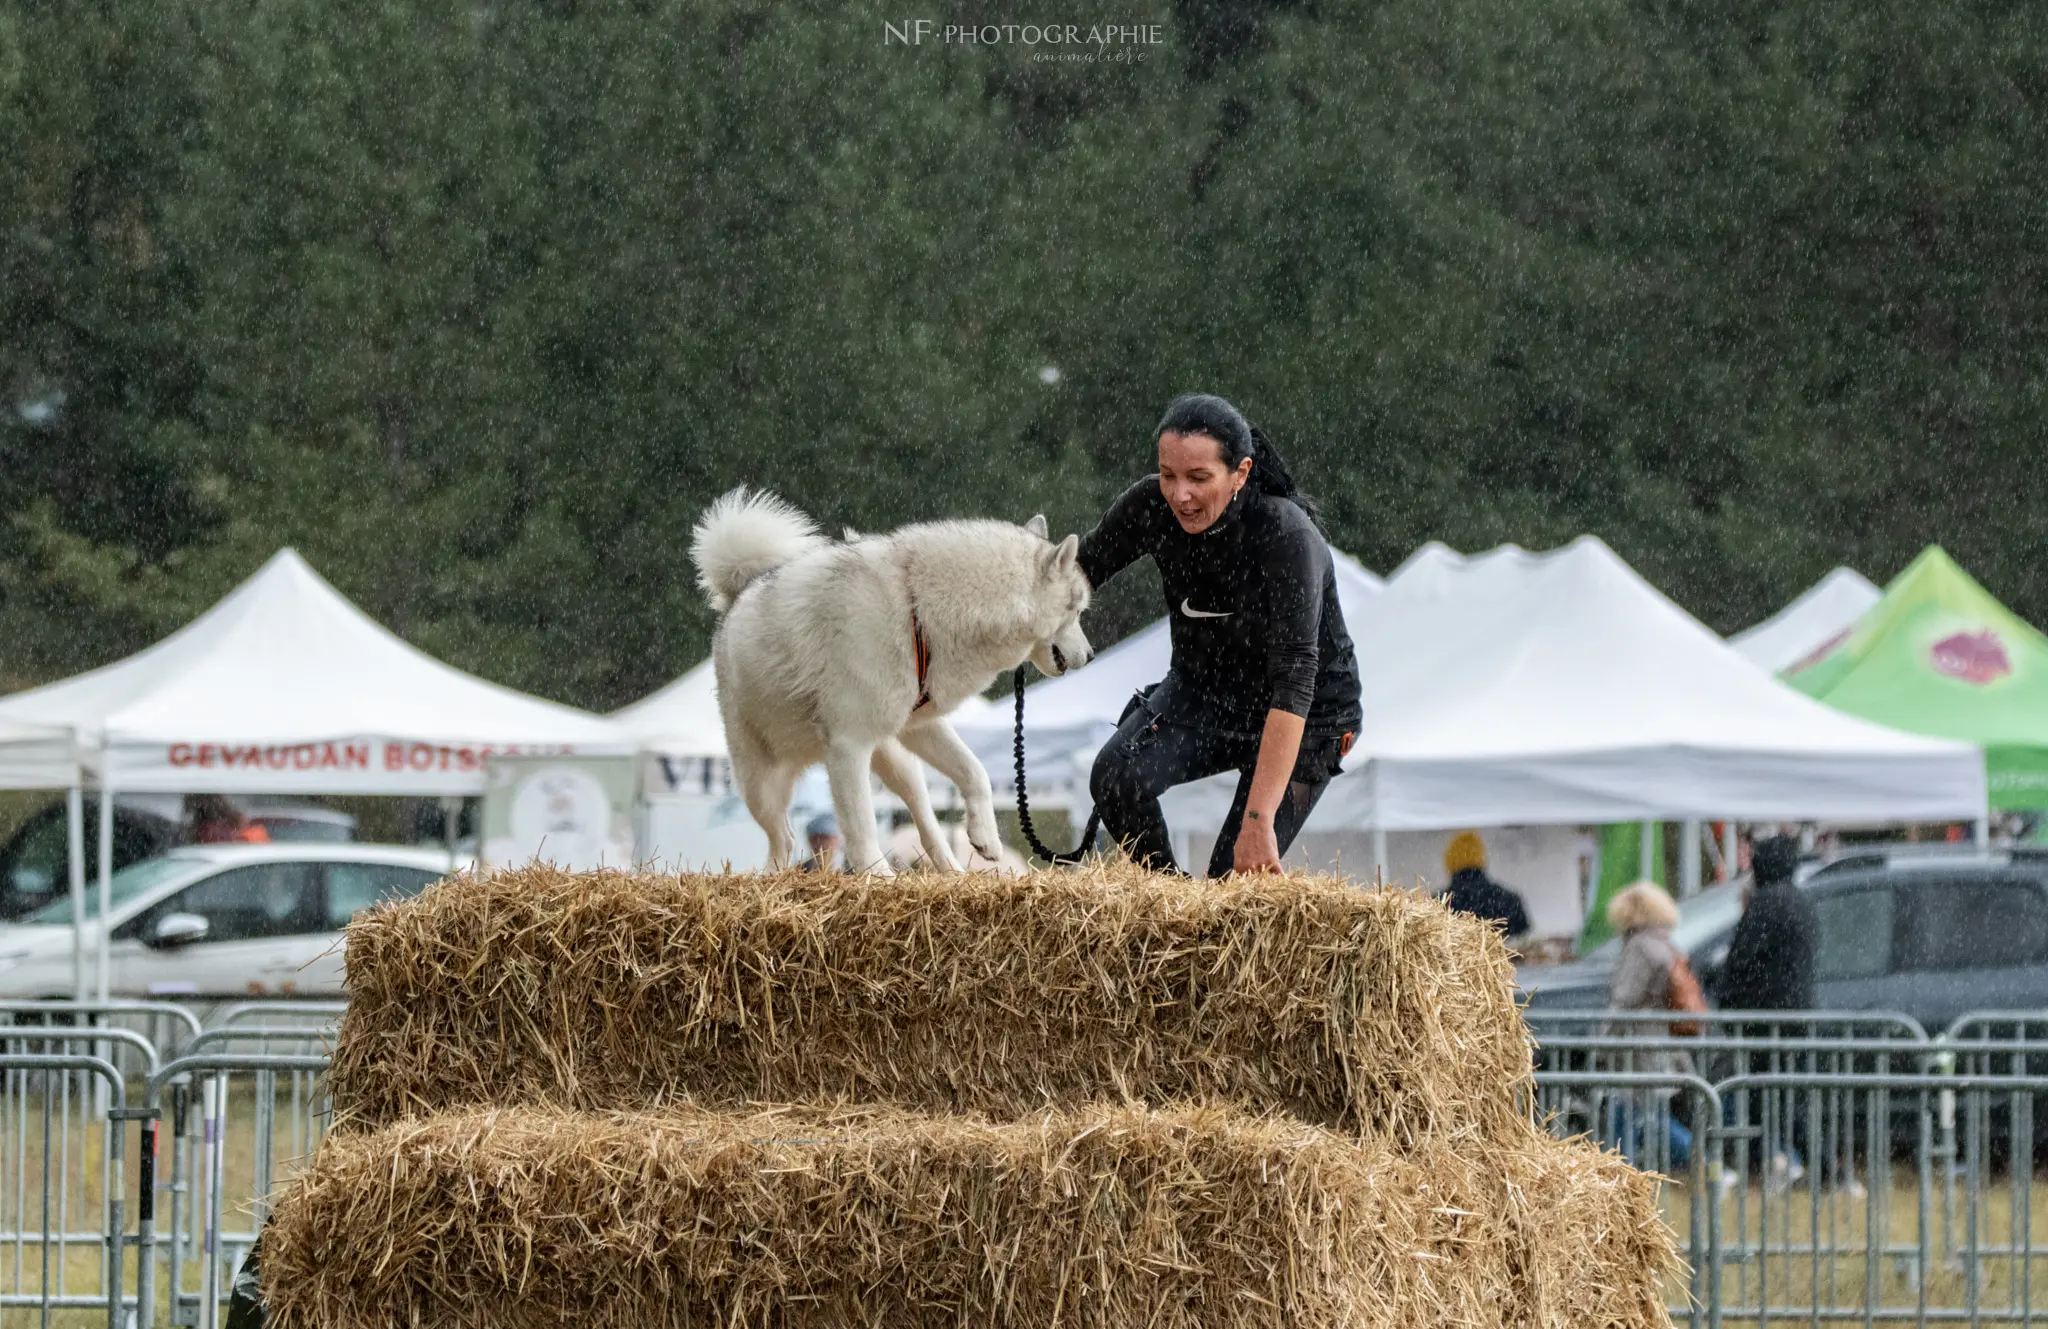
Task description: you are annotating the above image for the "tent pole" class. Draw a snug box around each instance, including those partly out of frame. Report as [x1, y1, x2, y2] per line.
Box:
[1369, 761, 1387, 886]
[1679, 819, 1702, 900]
[67, 784, 85, 1003]
[441, 795, 461, 872]
[1722, 821, 1739, 880]
[1638, 820, 1655, 881]
[1976, 810, 1991, 849]
[97, 781, 113, 1004]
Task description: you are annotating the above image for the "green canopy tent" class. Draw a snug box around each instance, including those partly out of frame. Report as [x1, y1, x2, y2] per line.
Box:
[1787, 546, 2048, 811]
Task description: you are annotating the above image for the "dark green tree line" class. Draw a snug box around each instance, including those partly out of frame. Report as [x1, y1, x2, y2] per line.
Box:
[1, 0, 2041, 708]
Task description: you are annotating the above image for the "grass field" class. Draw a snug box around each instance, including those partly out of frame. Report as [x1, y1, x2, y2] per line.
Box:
[1642, 1165, 2048, 1326]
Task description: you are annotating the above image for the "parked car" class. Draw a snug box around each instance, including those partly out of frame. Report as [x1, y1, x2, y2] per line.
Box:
[0, 797, 357, 922]
[243, 803, 356, 844]
[0, 800, 179, 924]
[0, 842, 458, 1000]
[1519, 846, 2048, 1037]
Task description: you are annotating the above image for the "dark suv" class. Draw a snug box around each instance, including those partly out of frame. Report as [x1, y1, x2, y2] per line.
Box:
[1519, 846, 2048, 1038]
[1791, 848, 2048, 1035]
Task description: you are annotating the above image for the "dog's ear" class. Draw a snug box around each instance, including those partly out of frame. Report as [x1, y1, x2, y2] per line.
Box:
[1024, 514, 1049, 539]
[1042, 533, 1079, 575]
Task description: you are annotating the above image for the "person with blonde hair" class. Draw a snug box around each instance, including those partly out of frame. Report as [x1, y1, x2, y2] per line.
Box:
[1602, 879, 1694, 1171]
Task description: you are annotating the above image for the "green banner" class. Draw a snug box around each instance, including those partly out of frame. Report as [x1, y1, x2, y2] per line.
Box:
[1578, 821, 1662, 952]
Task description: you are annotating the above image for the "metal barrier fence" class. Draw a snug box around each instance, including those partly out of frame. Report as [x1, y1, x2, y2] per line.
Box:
[1560, 1066, 2048, 1328]
[0, 1001, 336, 1328]
[0, 1005, 204, 1070]
[15, 1004, 2048, 1326]
[0, 1053, 128, 1329]
[1, 1029, 153, 1327]
[132, 1055, 331, 1329]
[1525, 1009, 1935, 1043]
[208, 1005, 344, 1035]
[1526, 1009, 2048, 1327]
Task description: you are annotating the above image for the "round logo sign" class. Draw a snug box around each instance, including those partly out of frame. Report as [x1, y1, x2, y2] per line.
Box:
[1929, 630, 2011, 685]
[507, 766, 616, 869]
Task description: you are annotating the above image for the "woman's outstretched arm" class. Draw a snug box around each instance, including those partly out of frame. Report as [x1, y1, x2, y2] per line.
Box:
[1233, 707, 1306, 873]
[1075, 476, 1164, 591]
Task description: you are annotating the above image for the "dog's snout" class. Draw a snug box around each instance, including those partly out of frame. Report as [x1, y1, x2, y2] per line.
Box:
[1050, 640, 1092, 675]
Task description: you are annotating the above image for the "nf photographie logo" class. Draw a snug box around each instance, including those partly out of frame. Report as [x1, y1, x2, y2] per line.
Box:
[884, 19, 1165, 48]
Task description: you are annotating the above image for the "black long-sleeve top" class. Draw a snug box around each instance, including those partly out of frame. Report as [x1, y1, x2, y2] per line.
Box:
[1076, 476, 1363, 736]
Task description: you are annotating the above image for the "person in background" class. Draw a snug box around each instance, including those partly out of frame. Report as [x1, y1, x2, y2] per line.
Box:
[184, 794, 269, 845]
[1718, 834, 1816, 1012]
[797, 812, 842, 873]
[1602, 880, 1693, 1171]
[1437, 832, 1530, 939]
[1717, 832, 1818, 1190]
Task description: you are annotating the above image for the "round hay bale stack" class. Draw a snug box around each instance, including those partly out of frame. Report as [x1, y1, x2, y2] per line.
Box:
[326, 864, 1535, 1148]
[257, 1102, 1679, 1329]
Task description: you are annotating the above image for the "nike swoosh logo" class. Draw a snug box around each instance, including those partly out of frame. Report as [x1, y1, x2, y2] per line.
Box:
[1180, 599, 1232, 619]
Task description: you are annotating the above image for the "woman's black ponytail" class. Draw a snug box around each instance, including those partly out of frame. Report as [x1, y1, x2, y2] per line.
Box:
[1156, 393, 1321, 525]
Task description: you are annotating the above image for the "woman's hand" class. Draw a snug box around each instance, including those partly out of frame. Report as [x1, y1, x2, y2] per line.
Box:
[1233, 707, 1306, 874]
[1233, 811, 1284, 874]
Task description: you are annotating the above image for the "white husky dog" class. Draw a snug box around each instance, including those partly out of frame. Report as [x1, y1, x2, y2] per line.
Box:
[690, 488, 1094, 874]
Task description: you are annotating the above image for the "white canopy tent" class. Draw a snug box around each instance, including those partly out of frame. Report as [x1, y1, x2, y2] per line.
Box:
[0, 720, 90, 998]
[0, 717, 82, 790]
[1728, 567, 1881, 674]
[1159, 537, 1986, 872]
[952, 548, 1385, 796]
[0, 547, 629, 792]
[613, 658, 726, 758]
[0, 547, 630, 998]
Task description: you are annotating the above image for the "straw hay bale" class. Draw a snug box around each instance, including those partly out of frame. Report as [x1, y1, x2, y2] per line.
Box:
[327, 864, 1534, 1146]
[259, 1103, 1678, 1329]
[1507, 1135, 1679, 1327]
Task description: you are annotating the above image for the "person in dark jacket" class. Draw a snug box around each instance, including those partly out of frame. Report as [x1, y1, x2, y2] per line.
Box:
[1437, 832, 1531, 938]
[1716, 832, 1818, 1188]
[1717, 834, 1817, 1011]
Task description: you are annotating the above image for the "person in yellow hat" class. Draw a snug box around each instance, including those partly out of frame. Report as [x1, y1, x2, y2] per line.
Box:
[1437, 832, 1530, 937]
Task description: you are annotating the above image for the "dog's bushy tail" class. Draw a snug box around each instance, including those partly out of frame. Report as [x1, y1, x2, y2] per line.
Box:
[690, 487, 824, 612]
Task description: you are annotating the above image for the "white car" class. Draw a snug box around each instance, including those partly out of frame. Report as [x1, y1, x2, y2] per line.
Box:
[0, 843, 464, 1000]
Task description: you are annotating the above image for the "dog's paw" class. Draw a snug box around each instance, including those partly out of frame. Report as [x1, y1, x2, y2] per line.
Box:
[965, 807, 1002, 863]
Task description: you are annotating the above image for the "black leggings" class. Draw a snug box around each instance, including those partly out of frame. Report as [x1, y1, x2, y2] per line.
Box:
[1087, 683, 1344, 878]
